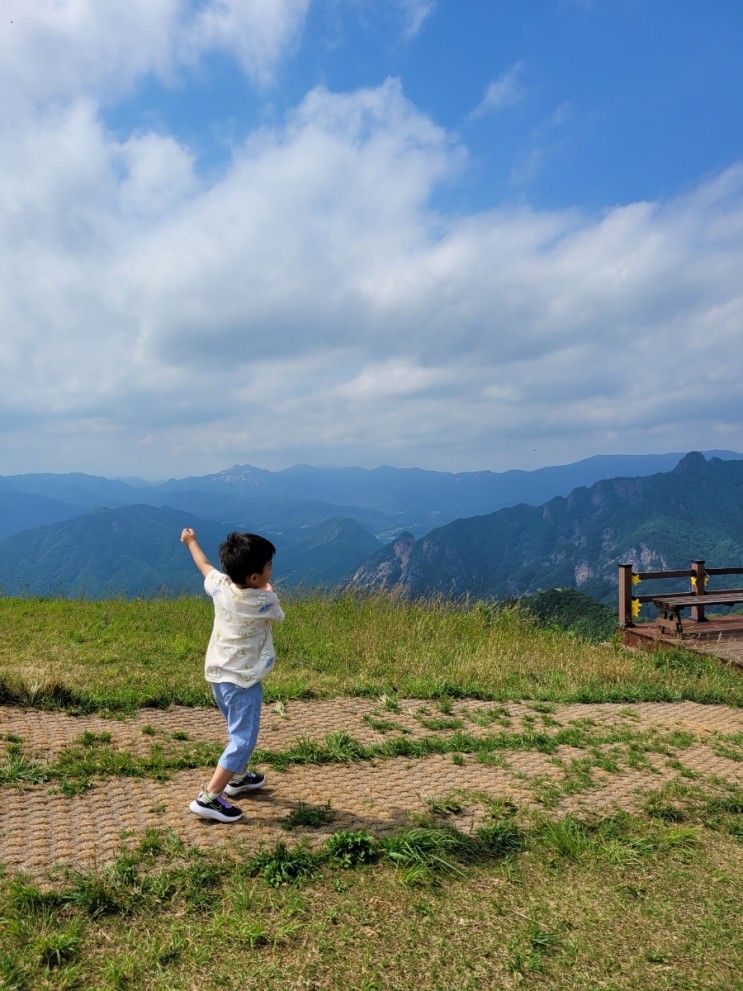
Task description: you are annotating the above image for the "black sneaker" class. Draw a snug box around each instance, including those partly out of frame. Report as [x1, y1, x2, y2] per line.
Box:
[189, 791, 243, 823]
[224, 771, 265, 797]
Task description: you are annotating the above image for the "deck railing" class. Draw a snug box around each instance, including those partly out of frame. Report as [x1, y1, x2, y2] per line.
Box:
[617, 560, 743, 628]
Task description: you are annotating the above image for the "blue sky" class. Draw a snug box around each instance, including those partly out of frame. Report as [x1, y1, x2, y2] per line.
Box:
[108, 1, 743, 211]
[1, 0, 742, 477]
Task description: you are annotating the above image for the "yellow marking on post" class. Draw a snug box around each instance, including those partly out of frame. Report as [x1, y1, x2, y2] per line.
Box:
[631, 599, 641, 618]
[631, 574, 641, 585]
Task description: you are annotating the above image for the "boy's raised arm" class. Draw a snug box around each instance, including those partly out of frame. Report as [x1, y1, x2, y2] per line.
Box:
[180, 528, 214, 578]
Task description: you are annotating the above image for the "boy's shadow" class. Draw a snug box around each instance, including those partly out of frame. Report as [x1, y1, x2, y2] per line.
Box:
[215, 786, 424, 837]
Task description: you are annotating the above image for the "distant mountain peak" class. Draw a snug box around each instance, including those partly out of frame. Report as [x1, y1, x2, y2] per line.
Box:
[675, 451, 707, 471]
[222, 464, 262, 474]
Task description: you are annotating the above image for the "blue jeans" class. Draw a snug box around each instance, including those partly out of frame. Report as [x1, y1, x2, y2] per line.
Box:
[211, 681, 263, 774]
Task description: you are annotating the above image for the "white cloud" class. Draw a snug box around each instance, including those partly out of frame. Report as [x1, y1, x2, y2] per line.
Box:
[398, 0, 435, 40]
[336, 360, 452, 399]
[184, 0, 310, 86]
[2, 0, 180, 108]
[471, 62, 526, 118]
[117, 132, 199, 217]
[1, 56, 743, 474]
[0, 0, 310, 108]
[118, 79, 459, 368]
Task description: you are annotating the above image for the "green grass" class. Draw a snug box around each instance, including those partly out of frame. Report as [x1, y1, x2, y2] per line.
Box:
[0, 594, 741, 714]
[362, 714, 409, 734]
[415, 715, 465, 731]
[425, 795, 465, 817]
[280, 802, 336, 832]
[0, 725, 700, 791]
[0, 738, 224, 789]
[1, 786, 741, 991]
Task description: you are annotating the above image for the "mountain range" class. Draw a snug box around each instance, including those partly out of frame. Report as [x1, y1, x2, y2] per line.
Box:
[158, 451, 743, 532]
[1, 451, 742, 600]
[347, 452, 743, 604]
[2, 450, 741, 541]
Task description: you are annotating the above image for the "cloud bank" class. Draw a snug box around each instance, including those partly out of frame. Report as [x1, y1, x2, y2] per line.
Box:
[1, 4, 742, 475]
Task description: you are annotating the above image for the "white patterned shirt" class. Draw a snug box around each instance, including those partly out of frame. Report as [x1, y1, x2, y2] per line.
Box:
[203, 569, 285, 688]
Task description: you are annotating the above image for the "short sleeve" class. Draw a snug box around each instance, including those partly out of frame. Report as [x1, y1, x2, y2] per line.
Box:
[259, 592, 285, 623]
[204, 569, 225, 597]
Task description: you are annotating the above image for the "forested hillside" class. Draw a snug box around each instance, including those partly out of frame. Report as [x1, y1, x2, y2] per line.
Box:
[348, 453, 743, 603]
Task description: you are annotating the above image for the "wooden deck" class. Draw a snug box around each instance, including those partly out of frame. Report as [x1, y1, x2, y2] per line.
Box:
[622, 613, 743, 668]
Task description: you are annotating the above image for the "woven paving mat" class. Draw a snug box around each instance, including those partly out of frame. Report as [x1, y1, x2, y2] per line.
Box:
[2, 698, 741, 759]
[1, 700, 741, 877]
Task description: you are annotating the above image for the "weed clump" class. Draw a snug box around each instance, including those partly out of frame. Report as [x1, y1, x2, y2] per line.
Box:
[280, 802, 335, 831]
[35, 926, 82, 968]
[251, 842, 322, 887]
[474, 820, 527, 857]
[326, 830, 380, 868]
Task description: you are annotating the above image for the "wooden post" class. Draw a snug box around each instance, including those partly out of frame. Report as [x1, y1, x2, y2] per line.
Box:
[691, 559, 706, 622]
[618, 563, 634, 628]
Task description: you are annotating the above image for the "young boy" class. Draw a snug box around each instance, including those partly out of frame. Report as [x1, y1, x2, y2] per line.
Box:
[180, 527, 284, 823]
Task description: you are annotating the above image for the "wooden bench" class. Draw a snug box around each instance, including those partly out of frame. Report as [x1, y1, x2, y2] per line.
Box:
[652, 592, 743, 638]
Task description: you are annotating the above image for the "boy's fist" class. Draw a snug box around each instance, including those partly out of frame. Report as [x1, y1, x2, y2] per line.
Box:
[180, 528, 197, 545]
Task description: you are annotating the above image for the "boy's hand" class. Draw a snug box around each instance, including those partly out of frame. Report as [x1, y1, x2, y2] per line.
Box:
[180, 528, 197, 545]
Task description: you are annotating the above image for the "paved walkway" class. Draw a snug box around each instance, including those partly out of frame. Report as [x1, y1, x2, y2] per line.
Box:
[1, 699, 741, 876]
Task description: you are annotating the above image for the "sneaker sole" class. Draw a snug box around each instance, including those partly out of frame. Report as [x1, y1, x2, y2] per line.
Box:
[189, 800, 243, 823]
[224, 780, 265, 797]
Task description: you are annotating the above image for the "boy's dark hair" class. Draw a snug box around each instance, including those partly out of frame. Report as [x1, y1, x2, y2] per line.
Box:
[219, 532, 276, 585]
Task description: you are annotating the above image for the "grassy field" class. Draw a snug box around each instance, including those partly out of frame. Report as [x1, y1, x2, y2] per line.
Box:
[2, 781, 742, 991]
[1, 593, 742, 990]
[0, 594, 742, 713]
